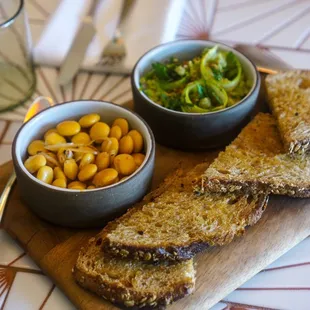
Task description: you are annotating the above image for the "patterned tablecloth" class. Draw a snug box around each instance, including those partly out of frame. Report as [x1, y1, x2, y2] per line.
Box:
[1, 1, 310, 309]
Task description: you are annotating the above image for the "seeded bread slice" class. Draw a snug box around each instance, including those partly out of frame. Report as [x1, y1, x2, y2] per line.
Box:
[101, 162, 268, 262]
[73, 236, 195, 309]
[203, 113, 310, 197]
[265, 70, 310, 155]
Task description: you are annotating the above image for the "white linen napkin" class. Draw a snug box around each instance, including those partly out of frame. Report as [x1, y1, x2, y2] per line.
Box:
[34, 0, 186, 74]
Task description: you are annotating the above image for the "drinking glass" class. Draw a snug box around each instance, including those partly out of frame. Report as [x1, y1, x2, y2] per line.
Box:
[0, 0, 35, 112]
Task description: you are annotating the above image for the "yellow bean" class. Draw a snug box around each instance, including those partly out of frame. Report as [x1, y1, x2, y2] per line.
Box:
[79, 113, 100, 128]
[87, 185, 96, 189]
[92, 168, 118, 187]
[71, 132, 91, 145]
[110, 155, 116, 169]
[113, 154, 136, 176]
[24, 154, 46, 174]
[44, 128, 58, 140]
[112, 118, 129, 136]
[54, 167, 67, 181]
[68, 181, 86, 190]
[101, 137, 119, 156]
[95, 152, 110, 171]
[79, 153, 95, 169]
[132, 153, 145, 167]
[128, 130, 144, 153]
[74, 151, 84, 162]
[89, 122, 110, 143]
[119, 135, 134, 154]
[64, 159, 78, 180]
[109, 125, 122, 140]
[78, 164, 98, 182]
[57, 120, 81, 136]
[27, 140, 46, 156]
[37, 166, 54, 184]
[45, 132, 66, 145]
[52, 178, 67, 188]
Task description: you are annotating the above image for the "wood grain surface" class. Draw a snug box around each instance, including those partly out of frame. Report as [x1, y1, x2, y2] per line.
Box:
[1, 144, 310, 310]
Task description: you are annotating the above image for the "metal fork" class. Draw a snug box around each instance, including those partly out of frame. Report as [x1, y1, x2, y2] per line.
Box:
[98, 0, 135, 66]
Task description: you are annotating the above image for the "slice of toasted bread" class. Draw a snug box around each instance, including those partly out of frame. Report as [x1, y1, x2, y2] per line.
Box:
[101, 162, 268, 262]
[265, 70, 310, 155]
[203, 113, 310, 197]
[73, 236, 195, 309]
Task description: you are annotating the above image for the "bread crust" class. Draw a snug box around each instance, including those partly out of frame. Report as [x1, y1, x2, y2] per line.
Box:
[103, 240, 210, 263]
[73, 239, 195, 309]
[73, 268, 194, 309]
[205, 177, 310, 198]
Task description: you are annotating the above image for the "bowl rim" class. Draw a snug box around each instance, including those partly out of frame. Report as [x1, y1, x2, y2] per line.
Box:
[132, 39, 260, 117]
[12, 99, 155, 193]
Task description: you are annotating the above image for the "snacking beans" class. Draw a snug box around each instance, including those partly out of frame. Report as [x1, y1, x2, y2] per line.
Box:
[24, 114, 146, 190]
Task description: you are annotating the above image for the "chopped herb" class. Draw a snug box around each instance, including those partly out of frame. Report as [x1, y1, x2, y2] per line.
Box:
[152, 63, 170, 81]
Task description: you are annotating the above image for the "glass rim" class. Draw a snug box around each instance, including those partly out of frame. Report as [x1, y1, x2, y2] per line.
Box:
[0, 0, 24, 29]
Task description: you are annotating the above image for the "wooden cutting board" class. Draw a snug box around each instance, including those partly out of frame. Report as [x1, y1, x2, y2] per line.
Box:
[1, 142, 310, 310]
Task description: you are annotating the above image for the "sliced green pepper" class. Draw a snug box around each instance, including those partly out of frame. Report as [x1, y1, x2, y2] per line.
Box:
[182, 80, 204, 105]
[159, 74, 188, 91]
[220, 52, 242, 91]
[200, 48, 242, 91]
[200, 46, 218, 81]
[182, 79, 228, 110]
[205, 80, 228, 107]
[181, 104, 210, 113]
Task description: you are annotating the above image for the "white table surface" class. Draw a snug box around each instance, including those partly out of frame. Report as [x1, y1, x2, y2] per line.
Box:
[1, 1, 310, 309]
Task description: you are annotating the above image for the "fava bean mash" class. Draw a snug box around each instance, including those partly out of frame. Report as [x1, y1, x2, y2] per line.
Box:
[140, 46, 252, 113]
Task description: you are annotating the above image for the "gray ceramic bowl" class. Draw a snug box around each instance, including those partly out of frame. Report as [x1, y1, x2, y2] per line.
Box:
[12, 100, 155, 228]
[132, 40, 260, 150]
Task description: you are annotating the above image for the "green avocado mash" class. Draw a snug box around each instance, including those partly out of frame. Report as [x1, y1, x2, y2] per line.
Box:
[139, 46, 253, 113]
